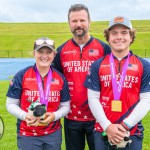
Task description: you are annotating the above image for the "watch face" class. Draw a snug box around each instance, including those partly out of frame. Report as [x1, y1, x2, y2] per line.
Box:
[0, 117, 4, 139]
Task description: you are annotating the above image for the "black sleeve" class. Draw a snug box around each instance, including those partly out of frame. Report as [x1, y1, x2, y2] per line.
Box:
[52, 46, 64, 74]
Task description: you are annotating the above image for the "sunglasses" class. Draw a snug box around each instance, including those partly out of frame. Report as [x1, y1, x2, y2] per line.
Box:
[35, 39, 54, 47]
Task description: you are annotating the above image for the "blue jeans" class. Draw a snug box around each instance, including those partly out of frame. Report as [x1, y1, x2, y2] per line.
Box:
[94, 130, 143, 150]
[64, 118, 95, 150]
[17, 128, 62, 150]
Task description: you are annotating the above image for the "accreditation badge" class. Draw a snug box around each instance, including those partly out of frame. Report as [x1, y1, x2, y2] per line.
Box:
[111, 100, 122, 112]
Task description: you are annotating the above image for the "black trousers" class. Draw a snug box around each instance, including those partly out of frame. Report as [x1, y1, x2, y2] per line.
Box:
[64, 118, 95, 150]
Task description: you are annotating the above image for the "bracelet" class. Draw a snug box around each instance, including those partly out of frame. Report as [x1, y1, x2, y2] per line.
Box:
[121, 122, 131, 131]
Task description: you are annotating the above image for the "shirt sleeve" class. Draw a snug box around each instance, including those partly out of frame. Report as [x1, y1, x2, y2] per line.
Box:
[84, 59, 102, 91]
[6, 97, 27, 120]
[53, 101, 70, 121]
[6, 67, 29, 99]
[60, 74, 70, 102]
[123, 92, 150, 128]
[88, 89, 111, 130]
[52, 47, 63, 73]
[139, 58, 150, 93]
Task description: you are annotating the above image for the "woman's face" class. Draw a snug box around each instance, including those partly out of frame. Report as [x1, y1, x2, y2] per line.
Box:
[33, 47, 55, 69]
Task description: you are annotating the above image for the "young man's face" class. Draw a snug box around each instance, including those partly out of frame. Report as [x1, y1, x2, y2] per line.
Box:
[108, 25, 132, 53]
[68, 10, 90, 37]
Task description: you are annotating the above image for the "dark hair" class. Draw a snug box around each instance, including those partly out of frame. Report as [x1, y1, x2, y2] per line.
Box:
[68, 4, 90, 20]
[104, 28, 136, 45]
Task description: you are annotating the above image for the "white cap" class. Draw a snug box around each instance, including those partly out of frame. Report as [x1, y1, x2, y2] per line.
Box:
[108, 16, 132, 29]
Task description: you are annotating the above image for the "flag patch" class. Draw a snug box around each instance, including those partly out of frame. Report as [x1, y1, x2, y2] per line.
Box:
[51, 78, 59, 85]
[128, 64, 138, 71]
[89, 49, 99, 56]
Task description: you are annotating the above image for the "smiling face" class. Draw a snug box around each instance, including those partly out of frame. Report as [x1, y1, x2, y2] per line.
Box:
[108, 25, 132, 55]
[68, 10, 90, 38]
[34, 47, 55, 70]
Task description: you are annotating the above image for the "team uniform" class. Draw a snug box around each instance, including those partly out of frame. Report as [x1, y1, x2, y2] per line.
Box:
[6, 65, 70, 149]
[84, 52, 150, 149]
[53, 36, 111, 150]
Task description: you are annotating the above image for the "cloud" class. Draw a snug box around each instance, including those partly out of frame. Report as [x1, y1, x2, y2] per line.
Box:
[0, 0, 150, 22]
[0, 0, 68, 22]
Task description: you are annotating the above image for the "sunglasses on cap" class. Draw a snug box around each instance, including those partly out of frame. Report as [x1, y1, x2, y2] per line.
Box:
[35, 39, 54, 46]
[34, 38, 55, 51]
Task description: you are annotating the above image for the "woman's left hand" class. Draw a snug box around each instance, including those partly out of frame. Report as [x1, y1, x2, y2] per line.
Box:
[39, 112, 55, 125]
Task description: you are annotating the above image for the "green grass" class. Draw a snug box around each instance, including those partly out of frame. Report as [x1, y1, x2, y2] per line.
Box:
[1, 81, 150, 150]
[0, 20, 150, 149]
[0, 20, 150, 57]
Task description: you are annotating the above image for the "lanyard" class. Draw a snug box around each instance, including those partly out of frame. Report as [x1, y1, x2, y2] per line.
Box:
[109, 52, 130, 100]
[35, 66, 52, 108]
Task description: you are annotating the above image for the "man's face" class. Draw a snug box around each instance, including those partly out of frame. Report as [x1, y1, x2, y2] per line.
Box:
[68, 10, 90, 37]
[108, 25, 132, 53]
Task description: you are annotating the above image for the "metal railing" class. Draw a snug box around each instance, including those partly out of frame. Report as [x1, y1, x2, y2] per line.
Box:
[0, 49, 149, 58]
[0, 50, 33, 58]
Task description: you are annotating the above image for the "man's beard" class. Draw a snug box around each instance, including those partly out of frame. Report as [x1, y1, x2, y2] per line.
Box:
[73, 28, 87, 37]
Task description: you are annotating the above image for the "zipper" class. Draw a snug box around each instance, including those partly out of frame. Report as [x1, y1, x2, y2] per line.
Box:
[80, 47, 82, 59]
[42, 76, 45, 90]
[118, 59, 121, 74]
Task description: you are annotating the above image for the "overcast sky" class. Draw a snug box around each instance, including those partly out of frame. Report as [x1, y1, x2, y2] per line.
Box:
[0, 0, 150, 22]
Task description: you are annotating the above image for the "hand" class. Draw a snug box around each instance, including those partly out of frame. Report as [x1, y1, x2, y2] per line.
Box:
[25, 113, 40, 126]
[39, 112, 55, 125]
[115, 131, 132, 148]
[106, 124, 126, 145]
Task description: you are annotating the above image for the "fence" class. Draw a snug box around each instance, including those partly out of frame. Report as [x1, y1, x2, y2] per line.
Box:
[0, 49, 150, 58]
[0, 50, 33, 58]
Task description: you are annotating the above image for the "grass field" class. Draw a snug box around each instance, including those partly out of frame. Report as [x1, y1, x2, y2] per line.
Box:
[0, 20, 150, 149]
[0, 20, 150, 57]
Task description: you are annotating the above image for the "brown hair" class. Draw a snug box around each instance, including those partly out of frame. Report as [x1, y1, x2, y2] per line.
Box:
[104, 28, 136, 45]
[68, 4, 90, 21]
